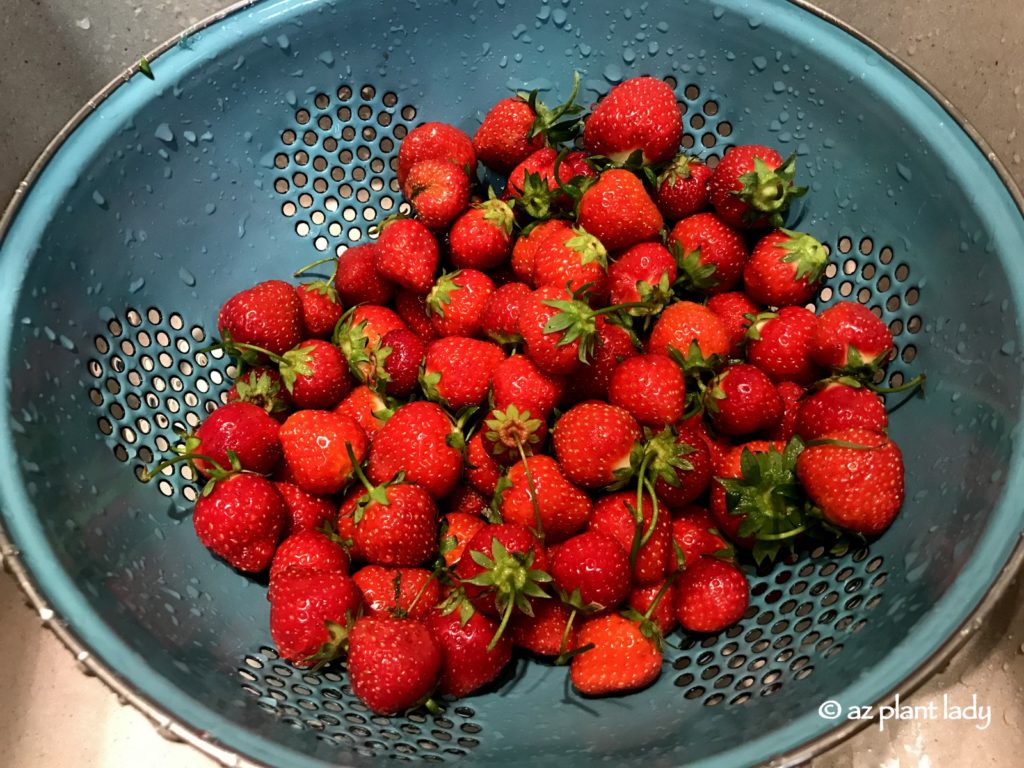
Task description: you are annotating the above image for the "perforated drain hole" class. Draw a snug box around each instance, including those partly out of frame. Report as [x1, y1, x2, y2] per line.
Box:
[815, 236, 922, 387]
[275, 85, 416, 254]
[239, 646, 483, 760]
[87, 308, 230, 505]
[661, 77, 733, 168]
[670, 546, 885, 707]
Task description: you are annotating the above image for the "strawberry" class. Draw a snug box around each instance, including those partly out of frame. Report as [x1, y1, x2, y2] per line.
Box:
[269, 568, 362, 665]
[278, 339, 352, 410]
[278, 410, 368, 495]
[796, 427, 904, 535]
[449, 198, 515, 271]
[444, 485, 490, 518]
[769, 380, 806, 442]
[531, 221, 609, 301]
[648, 300, 730, 363]
[553, 401, 642, 489]
[655, 155, 712, 221]
[607, 242, 677, 315]
[394, 289, 439, 341]
[704, 363, 783, 436]
[268, 529, 351, 595]
[217, 279, 302, 358]
[334, 385, 391, 438]
[353, 565, 441, 620]
[403, 159, 472, 230]
[500, 455, 593, 543]
[706, 291, 759, 356]
[426, 607, 513, 697]
[811, 301, 894, 374]
[346, 615, 443, 715]
[274, 480, 336, 534]
[191, 472, 286, 572]
[576, 169, 665, 252]
[517, 285, 591, 375]
[373, 218, 439, 294]
[589, 491, 671, 585]
[396, 122, 476, 188]
[426, 269, 496, 338]
[510, 596, 578, 656]
[334, 243, 395, 306]
[562, 320, 638, 403]
[608, 353, 686, 427]
[708, 144, 805, 229]
[674, 557, 750, 632]
[465, 432, 502, 496]
[570, 612, 663, 695]
[746, 306, 822, 385]
[440, 512, 487, 567]
[504, 147, 595, 219]
[191, 401, 282, 477]
[340, 470, 439, 567]
[377, 328, 425, 397]
[794, 381, 888, 440]
[669, 506, 729, 571]
[549, 530, 631, 611]
[668, 212, 748, 294]
[421, 336, 506, 410]
[296, 281, 344, 339]
[367, 401, 464, 499]
[583, 76, 682, 165]
[226, 367, 291, 420]
[510, 219, 551, 284]
[480, 282, 532, 345]
[744, 229, 829, 307]
[649, 425, 714, 511]
[628, 578, 678, 634]
[333, 304, 408, 385]
[490, 354, 564, 418]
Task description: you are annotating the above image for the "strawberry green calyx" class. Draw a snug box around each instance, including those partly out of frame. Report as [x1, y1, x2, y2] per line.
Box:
[419, 369, 443, 403]
[217, 338, 314, 394]
[543, 294, 653, 363]
[657, 154, 697, 188]
[333, 308, 383, 385]
[565, 228, 609, 269]
[620, 574, 676, 652]
[437, 586, 478, 628]
[523, 70, 585, 146]
[425, 271, 463, 319]
[305, 614, 356, 671]
[625, 428, 693, 566]
[671, 242, 719, 294]
[478, 197, 516, 237]
[743, 310, 778, 342]
[141, 447, 244, 496]
[517, 171, 560, 221]
[632, 273, 675, 317]
[732, 154, 807, 226]
[666, 341, 726, 418]
[344, 441, 400, 522]
[778, 229, 829, 284]
[232, 369, 290, 416]
[484, 404, 544, 459]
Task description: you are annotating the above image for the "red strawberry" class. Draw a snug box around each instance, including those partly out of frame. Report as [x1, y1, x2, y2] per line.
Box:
[296, 281, 344, 339]
[709, 144, 805, 229]
[192, 401, 282, 477]
[531, 221, 609, 300]
[279, 339, 352, 410]
[794, 381, 888, 440]
[570, 612, 663, 695]
[550, 530, 631, 610]
[628, 578, 678, 634]
[510, 596, 578, 656]
[510, 219, 551, 284]
[340, 476, 439, 567]
[490, 354, 564, 418]
[650, 425, 714, 511]
[373, 218, 439, 294]
[394, 289, 439, 341]
[796, 427, 904, 535]
[396, 122, 476, 188]
[504, 147, 595, 219]
[655, 155, 713, 221]
[704, 363, 783, 436]
[589, 491, 671, 585]
[335, 243, 395, 306]
[744, 229, 829, 307]
[576, 169, 664, 252]
[353, 565, 441, 620]
[268, 529, 351, 594]
[378, 328, 425, 397]
[669, 506, 729, 571]
[274, 480, 336, 534]
[648, 300, 730, 363]
[444, 485, 490, 518]
[421, 336, 506, 410]
[426, 607, 513, 697]
[517, 285, 591, 375]
[218, 279, 302, 357]
[607, 242, 677, 314]
[367, 401, 464, 499]
[811, 301, 894, 373]
[668, 212, 748, 294]
[346, 616, 443, 715]
[334, 385, 391, 438]
[226, 367, 291, 420]
[746, 306, 822, 385]
[473, 96, 546, 174]
[674, 557, 750, 632]
[426, 269, 496, 338]
[465, 432, 502, 497]
[480, 282, 532, 345]
[190, 473, 286, 572]
[403, 159, 472, 230]
[553, 401, 642, 489]
[334, 304, 408, 385]
[706, 291, 759, 356]
[583, 76, 682, 165]
[278, 410, 368, 495]
[269, 568, 362, 665]
[562, 320, 638, 403]
[500, 455, 593, 543]
[440, 512, 487, 567]
[769, 380, 806, 442]
[449, 198, 515, 270]
[608, 353, 685, 427]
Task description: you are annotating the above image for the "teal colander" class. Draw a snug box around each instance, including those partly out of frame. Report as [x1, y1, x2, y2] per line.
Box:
[1, 0, 1022, 766]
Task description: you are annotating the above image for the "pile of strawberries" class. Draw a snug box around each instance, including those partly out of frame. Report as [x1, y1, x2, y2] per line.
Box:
[146, 74, 922, 715]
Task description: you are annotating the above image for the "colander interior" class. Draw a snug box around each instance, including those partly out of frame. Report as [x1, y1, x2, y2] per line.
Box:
[1, 1, 1023, 767]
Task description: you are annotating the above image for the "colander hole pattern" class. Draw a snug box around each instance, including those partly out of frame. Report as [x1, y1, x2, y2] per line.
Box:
[81, 76, 927, 753]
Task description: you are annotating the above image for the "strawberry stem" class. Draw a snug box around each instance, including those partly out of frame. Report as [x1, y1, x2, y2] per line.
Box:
[487, 596, 516, 652]
[868, 372, 926, 395]
[513, 436, 546, 544]
[293, 255, 336, 278]
[140, 450, 226, 482]
[641, 572, 677, 622]
[403, 571, 438, 618]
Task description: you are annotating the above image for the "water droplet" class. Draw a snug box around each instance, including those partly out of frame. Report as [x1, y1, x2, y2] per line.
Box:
[748, 15, 763, 29]
[318, 50, 335, 66]
[154, 123, 174, 143]
[204, 203, 217, 215]
[603, 64, 623, 83]
[896, 162, 913, 181]
[712, 6, 725, 19]
[178, 268, 197, 287]
[59, 335, 77, 352]
[76, 17, 91, 30]
[183, 130, 198, 145]
[129, 278, 145, 294]
[772, 80, 786, 93]
[277, 34, 290, 51]
[92, 190, 107, 207]
[537, 5, 551, 21]
[622, 48, 636, 64]
[752, 56, 767, 71]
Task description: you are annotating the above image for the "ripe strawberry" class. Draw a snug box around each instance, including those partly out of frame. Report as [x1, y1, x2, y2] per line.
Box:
[576, 169, 665, 252]
[279, 339, 352, 410]
[191, 473, 286, 572]
[500, 455, 593, 543]
[226, 367, 291, 420]
[607, 242, 677, 314]
[426, 269, 496, 338]
[608, 353, 685, 427]
[510, 596, 577, 656]
[296, 281, 344, 339]
[421, 336, 506, 410]
[709, 144, 805, 229]
[794, 381, 888, 440]
[811, 301, 894, 374]
[274, 480, 336, 534]
[704, 363, 783, 436]
[377, 328, 425, 397]
[333, 304, 408, 384]
[394, 289, 439, 342]
[269, 568, 362, 665]
[403, 159, 472, 230]
[334, 385, 391, 438]
[444, 485, 490, 518]
[396, 122, 476, 188]
[367, 401, 464, 499]
[517, 285, 591, 375]
[340, 477, 439, 567]
[504, 147, 594, 219]
[346, 615, 443, 715]
[553, 401, 642, 489]
[706, 291, 759, 356]
[668, 212, 748, 294]
[628, 578, 678, 634]
[744, 229, 829, 307]
[669, 506, 729, 572]
[648, 300, 730, 363]
[465, 432, 502, 496]
[440, 512, 487, 567]
[278, 410, 368, 495]
[490, 354, 564, 418]
[373, 218, 439, 294]
[480, 282, 532, 345]
[589, 491, 671, 585]
[449, 198, 515, 270]
[268, 529, 351, 594]
[796, 427, 904, 535]
[353, 565, 441, 620]
[650, 425, 714, 511]
[570, 612, 663, 695]
[655, 154, 713, 221]
[562, 320, 638, 403]
[191, 401, 282, 477]
[510, 219, 552, 284]
[746, 306, 822, 385]
[583, 76, 682, 165]
[217, 279, 302, 357]
[769, 379, 806, 442]
[674, 557, 750, 632]
[334, 243, 395, 306]
[550, 530, 631, 610]
[426, 607, 513, 697]
[531, 221, 609, 301]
